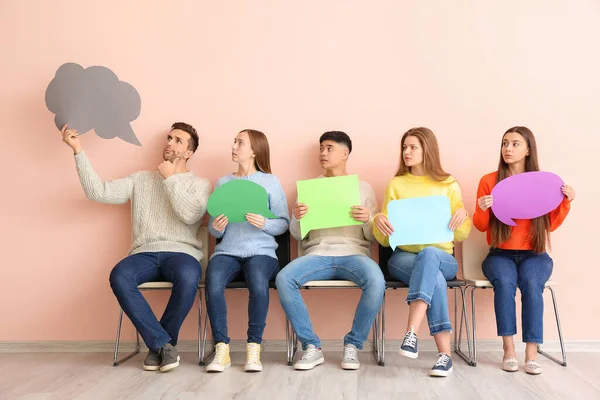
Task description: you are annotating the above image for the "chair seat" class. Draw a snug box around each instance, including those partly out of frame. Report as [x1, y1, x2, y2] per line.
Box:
[385, 279, 465, 289]
[466, 279, 557, 288]
[302, 280, 358, 288]
[138, 282, 173, 289]
[225, 281, 278, 289]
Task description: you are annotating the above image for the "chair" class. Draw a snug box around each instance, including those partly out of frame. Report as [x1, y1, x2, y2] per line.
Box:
[198, 231, 291, 366]
[113, 227, 209, 366]
[463, 248, 566, 367]
[376, 243, 473, 366]
[284, 243, 383, 366]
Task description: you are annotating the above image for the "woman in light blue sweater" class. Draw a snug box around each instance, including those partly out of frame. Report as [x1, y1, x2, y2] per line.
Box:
[205, 129, 289, 373]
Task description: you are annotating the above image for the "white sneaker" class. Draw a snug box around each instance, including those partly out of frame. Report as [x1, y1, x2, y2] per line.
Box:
[294, 344, 324, 370]
[341, 344, 360, 370]
[244, 343, 262, 372]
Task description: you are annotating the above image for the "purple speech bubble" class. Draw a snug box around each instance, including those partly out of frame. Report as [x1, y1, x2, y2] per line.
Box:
[491, 171, 564, 226]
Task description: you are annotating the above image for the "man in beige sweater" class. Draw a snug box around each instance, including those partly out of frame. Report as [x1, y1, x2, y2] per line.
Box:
[276, 131, 385, 371]
[59, 122, 211, 372]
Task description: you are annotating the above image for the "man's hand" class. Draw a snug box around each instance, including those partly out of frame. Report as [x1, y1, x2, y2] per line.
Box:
[350, 206, 370, 223]
[158, 157, 186, 179]
[60, 124, 82, 154]
[293, 203, 308, 220]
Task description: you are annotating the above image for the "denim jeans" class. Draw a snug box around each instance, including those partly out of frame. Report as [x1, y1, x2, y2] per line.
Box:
[109, 252, 201, 352]
[275, 255, 385, 350]
[482, 248, 553, 344]
[388, 247, 457, 335]
[205, 255, 279, 344]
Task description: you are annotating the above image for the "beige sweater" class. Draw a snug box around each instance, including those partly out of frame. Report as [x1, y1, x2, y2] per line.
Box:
[74, 152, 212, 261]
[289, 179, 378, 257]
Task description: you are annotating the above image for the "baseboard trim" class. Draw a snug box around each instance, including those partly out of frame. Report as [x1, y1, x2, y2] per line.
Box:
[1, 339, 599, 353]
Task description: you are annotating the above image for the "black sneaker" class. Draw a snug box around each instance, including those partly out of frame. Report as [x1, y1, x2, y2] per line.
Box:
[158, 343, 180, 372]
[143, 350, 161, 371]
[430, 353, 453, 377]
[399, 329, 418, 359]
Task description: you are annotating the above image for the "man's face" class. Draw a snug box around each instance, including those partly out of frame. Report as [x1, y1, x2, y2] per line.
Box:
[163, 129, 192, 162]
[319, 140, 348, 170]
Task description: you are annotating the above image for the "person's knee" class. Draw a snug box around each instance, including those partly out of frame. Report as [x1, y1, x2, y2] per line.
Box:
[493, 276, 517, 293]
[109, 264, 129, 290]
[517, 274, 545, 293]
[415, 247, 440, 268]
[176, 261, 201, 287]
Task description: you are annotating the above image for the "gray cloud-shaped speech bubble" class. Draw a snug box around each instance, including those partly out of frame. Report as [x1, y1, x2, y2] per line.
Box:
[45, 62, 142, 146]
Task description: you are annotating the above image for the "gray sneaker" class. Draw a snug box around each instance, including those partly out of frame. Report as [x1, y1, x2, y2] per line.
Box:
[294, 344, 324, 370]
[143, 350, 161, 371]
[158, 343, 180, 372]
[341, 344, 360, 370]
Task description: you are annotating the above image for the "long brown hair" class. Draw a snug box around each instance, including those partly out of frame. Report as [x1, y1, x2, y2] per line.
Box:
[395, 127, 451, 181]
[490, 126, 550, 253]
[241, 129, 272, 174]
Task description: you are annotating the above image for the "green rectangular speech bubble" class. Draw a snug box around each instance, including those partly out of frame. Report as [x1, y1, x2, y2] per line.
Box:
[296, 175, 362, 239]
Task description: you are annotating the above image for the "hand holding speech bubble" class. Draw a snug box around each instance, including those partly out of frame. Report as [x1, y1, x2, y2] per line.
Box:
[45, 63, 142, 146]
[207, 179, 277, 223]
[491, 171, 564, 226]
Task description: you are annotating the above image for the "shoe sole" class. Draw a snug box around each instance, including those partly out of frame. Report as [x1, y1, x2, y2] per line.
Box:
[399, 349, 419, 359]
[341, 362, 360, 370]
[206, 362, 231, 373]
[502, 366, 519, 373]
[244, 364, 263, 372]
[143, 365, 160, 371]
[525, 369, 542, 375]
[294, 357, 325, 370]
[159, 355, 181, 373]
[429, 366, 453, 377]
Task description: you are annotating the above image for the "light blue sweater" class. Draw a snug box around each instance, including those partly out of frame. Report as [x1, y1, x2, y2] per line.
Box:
[208, 172, 290, 260]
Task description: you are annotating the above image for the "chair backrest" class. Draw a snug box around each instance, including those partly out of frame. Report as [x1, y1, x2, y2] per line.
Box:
[378, 243, 464, 280]
[274, 230, 291, 269]
[461, 235, 489, 281]
[198, 226, 209, 280]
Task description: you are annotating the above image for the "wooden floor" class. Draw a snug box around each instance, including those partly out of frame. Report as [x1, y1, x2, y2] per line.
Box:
[1, 351, 598, 400]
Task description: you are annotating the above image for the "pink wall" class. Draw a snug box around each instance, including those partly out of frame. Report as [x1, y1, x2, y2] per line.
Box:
[1, 1, 598, 343]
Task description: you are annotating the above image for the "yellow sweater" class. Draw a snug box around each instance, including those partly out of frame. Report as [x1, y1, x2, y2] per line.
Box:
[373, 174, 472, 254]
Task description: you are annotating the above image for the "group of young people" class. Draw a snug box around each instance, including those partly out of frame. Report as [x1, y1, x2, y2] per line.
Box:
[59, 122, 575, 377]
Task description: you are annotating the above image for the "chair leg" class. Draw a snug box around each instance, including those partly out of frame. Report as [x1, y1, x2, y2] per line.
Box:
[453, 287, 475, 366]
[537, 286, 567, 366]
[198, 288, 203, 366]
[379, 291, 386, 366]
[113, 308, 140, 366]
[199, 304, 212, 366]
[470, 286, 478, 366]
[286, 318, 297, 366]
[371, 308, 380, 365]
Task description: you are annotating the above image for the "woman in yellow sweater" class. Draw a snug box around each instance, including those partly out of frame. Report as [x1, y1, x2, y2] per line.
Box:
[374, 127, 471, 377]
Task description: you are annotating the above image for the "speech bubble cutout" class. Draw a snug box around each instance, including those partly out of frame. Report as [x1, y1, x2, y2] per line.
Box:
[297, 175, 362, 239]
[45, 62, 142, 146]
[207, 179, 278, 223]
[388, 195, 453, 249]
[491, 171, 564, 226]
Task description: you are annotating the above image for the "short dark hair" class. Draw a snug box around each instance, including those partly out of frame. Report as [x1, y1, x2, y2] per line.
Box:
[319, 131, 352, 153]
[171, 122, 199, 153]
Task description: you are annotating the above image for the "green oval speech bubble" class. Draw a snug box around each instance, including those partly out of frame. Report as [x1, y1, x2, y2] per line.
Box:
[207, 179, 278, 222]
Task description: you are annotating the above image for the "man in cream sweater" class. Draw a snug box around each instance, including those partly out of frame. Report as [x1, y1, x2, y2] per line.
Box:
[276, 131, 385, 371]
[59, 122, 211, 372]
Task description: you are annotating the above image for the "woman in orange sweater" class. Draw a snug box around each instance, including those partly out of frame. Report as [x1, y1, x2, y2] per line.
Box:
[473, 126, 575, 375]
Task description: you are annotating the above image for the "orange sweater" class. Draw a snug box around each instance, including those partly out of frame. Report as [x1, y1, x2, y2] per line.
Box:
[472, 172, 571, 250]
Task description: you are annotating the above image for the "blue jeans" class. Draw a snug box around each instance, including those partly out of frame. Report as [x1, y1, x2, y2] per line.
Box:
[205, 255, 279, 344]
[109, 252, 201, 352]
[388, 247, 457, 335]
[482, 248, 553, 344]
[275, 255, 385, 350]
